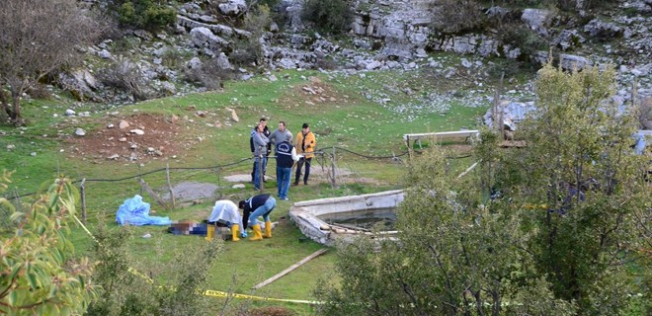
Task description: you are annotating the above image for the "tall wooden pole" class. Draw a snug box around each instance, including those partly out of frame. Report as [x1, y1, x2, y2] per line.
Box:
[166, 164, 175, 209]
[80, 178, 87, 223]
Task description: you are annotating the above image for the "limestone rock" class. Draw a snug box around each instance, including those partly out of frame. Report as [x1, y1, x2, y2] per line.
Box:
[74, 128, 86, 137]
[119, 120, 130, 129]
[559, 54, 591, 70]
[227, 108, 239, 122]
[521, 9, 551, 36]
[187, 57, 202, 70]
[584, 19, 623, 38]
[98, 49, 112, 59]
[215, 52, 233, 70]
[190, 27, 228, 50]
[130, 129, 145, 136]
[554, 29, 585, 51]
[218, 0, 246, 16]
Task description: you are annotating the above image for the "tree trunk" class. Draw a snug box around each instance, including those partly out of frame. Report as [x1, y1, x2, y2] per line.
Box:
[0, 89, 9, 122]
[10, 87, 23, 125]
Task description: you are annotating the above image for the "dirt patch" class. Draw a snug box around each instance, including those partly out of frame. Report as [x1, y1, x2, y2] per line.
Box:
[66, 113, 181, 162]
[244, 307, 296, 316]
[280, 77, 350, 108]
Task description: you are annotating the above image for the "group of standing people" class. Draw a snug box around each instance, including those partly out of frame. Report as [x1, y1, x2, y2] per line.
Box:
[249, 118, 316, 200]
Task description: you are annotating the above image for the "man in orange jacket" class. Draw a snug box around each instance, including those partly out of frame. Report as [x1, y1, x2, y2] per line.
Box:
[295, 123, 316, 185]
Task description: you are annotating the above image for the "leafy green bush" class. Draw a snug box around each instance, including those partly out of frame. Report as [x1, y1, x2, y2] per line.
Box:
[115, 0, 176, 31]
[231, 4, 272, 66]
[0, 174, 96, 315]
[302, 0, 352, 35]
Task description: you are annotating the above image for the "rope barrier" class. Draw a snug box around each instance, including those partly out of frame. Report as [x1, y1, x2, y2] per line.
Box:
[9, 147, 473, 198]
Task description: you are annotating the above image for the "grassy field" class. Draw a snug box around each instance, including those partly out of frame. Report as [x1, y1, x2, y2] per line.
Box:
[0, 64, 515, 314]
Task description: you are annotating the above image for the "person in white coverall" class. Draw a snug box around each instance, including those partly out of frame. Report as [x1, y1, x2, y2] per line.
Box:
[206, 200, 246, 242]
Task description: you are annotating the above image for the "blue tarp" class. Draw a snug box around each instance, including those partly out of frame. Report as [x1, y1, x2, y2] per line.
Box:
[116, 195, 172, 226]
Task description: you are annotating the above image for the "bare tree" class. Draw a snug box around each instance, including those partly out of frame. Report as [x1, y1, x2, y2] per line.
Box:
[0, 0, 101, 125]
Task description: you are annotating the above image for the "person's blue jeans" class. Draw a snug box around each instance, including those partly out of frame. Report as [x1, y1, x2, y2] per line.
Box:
[253, 157, 267, 189]
[248, 197, 276, 227]
[276, 167, 292, 199]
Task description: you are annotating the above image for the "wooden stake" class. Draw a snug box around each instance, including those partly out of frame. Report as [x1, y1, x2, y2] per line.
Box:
[80, 178, 87, 223]
[258, 150, 264, 192]
[406, 135, 413, 161]
[252, 249, 328, 290]
[166, 164, 175, 209]
[457, 162, 479, 179]
[331, 147, 336, 188]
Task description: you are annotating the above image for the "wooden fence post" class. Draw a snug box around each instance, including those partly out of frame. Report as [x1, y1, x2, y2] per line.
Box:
[80, 178, 87, 223]
[331, 147, 336, 188]
[258, 148, 264, 192]
[166, 164, 175, 209]
[406, 135, 413, 161]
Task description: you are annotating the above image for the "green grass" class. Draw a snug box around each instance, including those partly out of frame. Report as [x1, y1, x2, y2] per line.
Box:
[1, 65, 499, 314]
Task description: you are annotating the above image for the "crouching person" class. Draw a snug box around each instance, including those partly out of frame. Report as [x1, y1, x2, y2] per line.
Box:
[239, 194, 276, 241]
[206, 200, 246, 242]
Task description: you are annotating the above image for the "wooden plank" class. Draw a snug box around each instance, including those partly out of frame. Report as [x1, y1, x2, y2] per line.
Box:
[252, 249, 328, 290]
[332, 222, 371, 232]
[138, 178, 167, 208]
[403, 130, 479, 142]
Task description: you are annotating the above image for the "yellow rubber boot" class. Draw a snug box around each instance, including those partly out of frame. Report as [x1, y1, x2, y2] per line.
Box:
[250, 224, 263, 241]
[263, 221, 272, 238]
[231, 224, 240, 242]
[205, 225, 215, 242]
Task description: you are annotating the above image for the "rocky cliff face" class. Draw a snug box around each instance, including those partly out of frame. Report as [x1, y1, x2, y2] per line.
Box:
[61, 0, 652, 110]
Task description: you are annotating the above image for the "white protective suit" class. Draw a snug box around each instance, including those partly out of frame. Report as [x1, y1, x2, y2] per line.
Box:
[208, 200, 243, 228]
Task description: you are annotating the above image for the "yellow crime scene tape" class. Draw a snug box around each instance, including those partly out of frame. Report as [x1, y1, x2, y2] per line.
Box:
[73, 215, 322, 305]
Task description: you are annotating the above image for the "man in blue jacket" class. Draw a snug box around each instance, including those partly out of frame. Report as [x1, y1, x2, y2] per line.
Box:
[275, 136, 301, 200]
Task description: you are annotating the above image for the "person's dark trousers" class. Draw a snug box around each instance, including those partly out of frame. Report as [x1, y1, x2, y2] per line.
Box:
[251, 161, 256, 183]
[262, 154, 269, 181]
[294, 157, 312, 185]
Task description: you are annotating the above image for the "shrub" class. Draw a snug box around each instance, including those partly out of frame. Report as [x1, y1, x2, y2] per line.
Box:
[302, 0, 352, 35]
[98, 57, 152, 101]
[27, 84, 52, 100]
[231, 4, 272, 66]
[430, 0, 486, 35]
[183, 58, 231, 91]
[640, 97, 652, 130]
[115, 0, 176, 31]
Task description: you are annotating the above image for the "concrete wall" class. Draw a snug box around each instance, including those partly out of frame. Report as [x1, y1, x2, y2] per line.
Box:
[289, 190, 404, 246]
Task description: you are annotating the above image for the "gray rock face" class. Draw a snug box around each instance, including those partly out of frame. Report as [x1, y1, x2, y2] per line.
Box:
[189, 27, 229, 50]
[159, 82, 176, 96]
[559, 54, 591, 70]
[98, 49, 112, 59]
[554, 29, 585, 51]
[521, 9, 551, 36]
[215, 52, 233, 70]
[484, 101, 537, 129]
[57, 70, 100, 102]
[584, 19, 623, 38]
[219, 0, 246, 16]
[187, 57, 202, 70]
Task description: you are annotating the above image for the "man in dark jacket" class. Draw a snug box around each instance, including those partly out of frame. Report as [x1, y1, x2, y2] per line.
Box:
[239, 194, 276, 241]
[275, 136, 301, 200]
